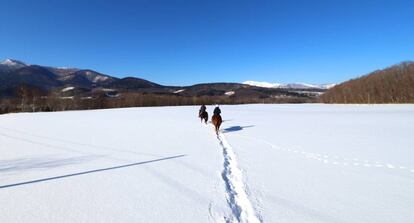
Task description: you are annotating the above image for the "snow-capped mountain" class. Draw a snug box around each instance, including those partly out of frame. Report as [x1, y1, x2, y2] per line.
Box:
[243, 81, 336, 89]
[0, 59, 28, 71]
[0, 59, 113, 84]
[284, 83, 336, 89]
[0, 58, 330, 104]
[0, 59, 119, 89]
[242, 81, 284, 88]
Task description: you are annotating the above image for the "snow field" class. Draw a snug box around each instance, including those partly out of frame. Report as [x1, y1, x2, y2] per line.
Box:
[1, 104, 414, 223]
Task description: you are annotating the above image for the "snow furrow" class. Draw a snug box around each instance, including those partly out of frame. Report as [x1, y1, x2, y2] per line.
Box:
[217, 133, 261, 223]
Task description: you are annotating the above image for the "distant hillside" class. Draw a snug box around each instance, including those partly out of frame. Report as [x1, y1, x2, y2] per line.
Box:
[0, 59, 318, 114]
[321, 62, 414, 103]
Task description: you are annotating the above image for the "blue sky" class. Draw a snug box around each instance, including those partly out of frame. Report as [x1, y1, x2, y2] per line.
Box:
[1, 0, 413, 86]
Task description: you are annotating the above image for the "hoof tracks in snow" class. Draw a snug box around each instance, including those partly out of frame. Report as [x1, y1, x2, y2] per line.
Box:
[217, 133, 261, 223]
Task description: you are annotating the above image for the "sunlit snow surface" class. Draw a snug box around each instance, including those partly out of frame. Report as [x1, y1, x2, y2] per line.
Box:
[0, 104, 413, 223]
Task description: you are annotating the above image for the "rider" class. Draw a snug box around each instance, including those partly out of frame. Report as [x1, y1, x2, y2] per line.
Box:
[213, 105, 221, 116]
[199, 104, 207, 116]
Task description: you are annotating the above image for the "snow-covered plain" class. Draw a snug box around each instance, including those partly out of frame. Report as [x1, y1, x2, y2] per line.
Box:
[0, 104, 413, 223]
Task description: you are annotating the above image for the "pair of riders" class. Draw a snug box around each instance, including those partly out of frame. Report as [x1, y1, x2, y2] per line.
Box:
[199, 104, 221, 116]
[199, 104, 222, 134]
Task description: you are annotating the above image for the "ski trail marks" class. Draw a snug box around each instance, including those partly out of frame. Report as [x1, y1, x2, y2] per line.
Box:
[217, 133, 261, 223]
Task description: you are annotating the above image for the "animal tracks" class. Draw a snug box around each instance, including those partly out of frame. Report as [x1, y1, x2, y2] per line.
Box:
[234, 135, 414, 175]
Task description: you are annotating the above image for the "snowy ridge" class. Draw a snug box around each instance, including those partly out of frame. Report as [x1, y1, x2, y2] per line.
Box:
[61, 86, 75, 92]
[173, 89, 186, 94]
[0, 58, 28, 67]
[217, 133, 261, 223]
[82, 70, 110, 83]
[0, 58, 28, 70]
[243, 81, 284, 88]
[243, 81, 336, 89]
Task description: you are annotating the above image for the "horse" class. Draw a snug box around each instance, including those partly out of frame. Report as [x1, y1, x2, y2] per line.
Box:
[211, 114, 222, 135]
[199, 110, 208, 124]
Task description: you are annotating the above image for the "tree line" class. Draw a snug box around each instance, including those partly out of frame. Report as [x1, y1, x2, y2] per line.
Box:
[321, 62, 414, 103]
[0, 85, 314, 114]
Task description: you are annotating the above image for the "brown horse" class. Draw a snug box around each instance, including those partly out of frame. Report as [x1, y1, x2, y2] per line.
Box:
[211, 114, 222, 134]
[199, 111, 208, 124]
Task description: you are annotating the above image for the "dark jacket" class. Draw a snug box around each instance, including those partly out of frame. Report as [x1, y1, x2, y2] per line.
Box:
[200, 105, 206, 112]
[213, 107, 221, 116]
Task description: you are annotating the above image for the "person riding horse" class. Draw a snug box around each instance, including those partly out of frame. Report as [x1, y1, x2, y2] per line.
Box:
[199, 104, 208, 124]
[199, 104, 206, 116]
[213, 105, 221, 116]
[212, 105, 222, 134]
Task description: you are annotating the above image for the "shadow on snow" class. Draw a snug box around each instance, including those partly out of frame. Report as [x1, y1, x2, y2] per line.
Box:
[0, 155, 101, 174]
[222, 125, 255, 133]
[0, 155, 186, 189]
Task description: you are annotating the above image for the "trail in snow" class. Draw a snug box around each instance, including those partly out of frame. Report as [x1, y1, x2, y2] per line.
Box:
[235, 135, 414, 175]
[217, 133, 261, 223]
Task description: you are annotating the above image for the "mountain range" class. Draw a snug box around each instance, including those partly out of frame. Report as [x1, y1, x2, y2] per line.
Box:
[1, 58, 412, 113]
[0, 59, 324, 113]
[0, 59, 327, 99]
